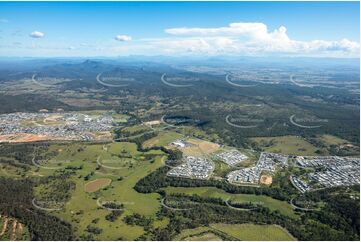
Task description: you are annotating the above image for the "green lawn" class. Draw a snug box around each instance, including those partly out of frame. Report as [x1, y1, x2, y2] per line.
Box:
[164, 186, 297, 218]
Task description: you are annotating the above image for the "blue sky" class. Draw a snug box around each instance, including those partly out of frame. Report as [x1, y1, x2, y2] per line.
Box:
[0, 1, 359, 57]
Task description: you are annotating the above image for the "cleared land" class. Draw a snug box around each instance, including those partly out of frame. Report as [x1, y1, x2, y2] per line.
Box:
[174, 223, 295, 241]
[251, 135, 319, 156]
[210, 223, 295, 241]
[164, 186, 296, 218]
[121, 125, 152, 135]
[181, 138, 220, 156]
[0, 216, 29, 241]
[185, 232, 222, 241]
[318, 134, 349, 146]
[260, 175, 273, 185]
[143, 131, 183, 148]
[174, 227, 223, 241]
[84, 178, 112, 193]
[0, 133, 53, 143]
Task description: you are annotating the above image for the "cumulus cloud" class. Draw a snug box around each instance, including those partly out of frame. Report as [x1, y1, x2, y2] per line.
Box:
[115, 35, 132, 41]
[163, 22, 359, 57]
[29, 31, 44, 38]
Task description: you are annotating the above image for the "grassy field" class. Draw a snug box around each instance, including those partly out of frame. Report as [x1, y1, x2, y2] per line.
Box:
[173, 223, 295, 241]
[30, 142, 167, 240]
[164, 186, 297, 218]
[251, 135, 319, 156]
[174, 227, 223, 241]
[317, 134, 350, 146]
[210, 223, 295, 241]
[211, 159, 234, 178]
[142, 131, 183, 148]
[121, 125, 152, 135]
[185, 232, 222, 241]
[0, 160, 28, 178]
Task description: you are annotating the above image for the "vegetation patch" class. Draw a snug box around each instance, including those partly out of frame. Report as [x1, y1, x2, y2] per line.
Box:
[210, 223, 295, 241]
[251, 135, 319, 156]
[143, 131, 183, 148]
[174, 227, 225, 241]
[164, 186, 297, 218]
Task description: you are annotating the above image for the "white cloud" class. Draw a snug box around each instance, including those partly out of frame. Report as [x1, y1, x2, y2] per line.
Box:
[163, 22, 359, 57]
[166, 22, 269, 37]
[29, 31, 44, 38]
[3, 22, 358, 58]
[115, 35, 132, 42]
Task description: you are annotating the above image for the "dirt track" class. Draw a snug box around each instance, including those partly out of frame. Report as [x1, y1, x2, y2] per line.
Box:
[0, 216, 8, 237]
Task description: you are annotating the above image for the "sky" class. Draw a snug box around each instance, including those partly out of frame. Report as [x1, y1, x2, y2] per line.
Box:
[0, 1, 359, 58]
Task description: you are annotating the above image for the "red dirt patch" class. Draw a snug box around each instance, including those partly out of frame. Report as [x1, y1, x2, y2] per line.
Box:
[84, 178, 112, 193]
[260, 175, 273, 185]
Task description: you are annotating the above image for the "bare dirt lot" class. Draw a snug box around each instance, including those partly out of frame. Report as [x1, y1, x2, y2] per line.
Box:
[260, 175, 273, 185]
[0, 133, 53, 143]
[0, 131, 112, 143]
[84, 178, 112, 193]
[181, 138, 220, 156]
